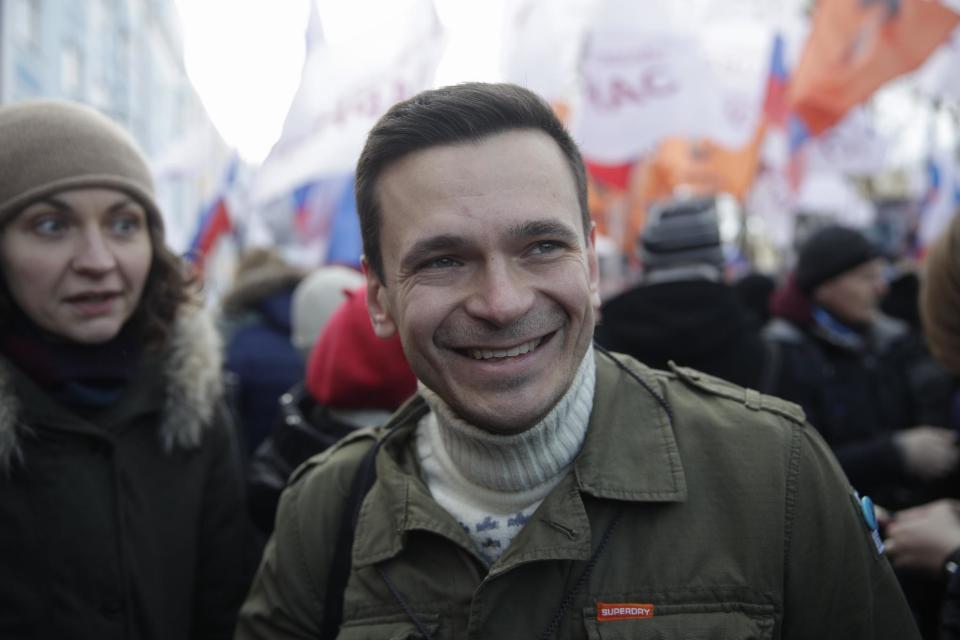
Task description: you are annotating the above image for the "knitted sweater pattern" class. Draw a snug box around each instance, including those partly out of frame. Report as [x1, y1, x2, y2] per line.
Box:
[415, 345, 596, 565]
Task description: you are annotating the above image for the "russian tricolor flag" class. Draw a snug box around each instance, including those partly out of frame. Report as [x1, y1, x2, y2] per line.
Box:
[762, 33, 790, 128]
[187, 156, 239, 268]
[290, 174, 363, 267]
[761, 32, 809, 191]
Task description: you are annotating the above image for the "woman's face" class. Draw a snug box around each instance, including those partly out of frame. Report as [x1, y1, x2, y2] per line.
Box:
[0, 188, 153, 343]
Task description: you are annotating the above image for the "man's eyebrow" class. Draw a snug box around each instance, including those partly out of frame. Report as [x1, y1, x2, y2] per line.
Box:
[400, 234, 470, 271]
[507, 219, 581, 244]
[399, 219, 582, 271]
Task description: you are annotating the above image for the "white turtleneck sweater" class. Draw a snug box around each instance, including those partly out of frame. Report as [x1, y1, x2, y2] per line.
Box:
[415, 345, 596, 566]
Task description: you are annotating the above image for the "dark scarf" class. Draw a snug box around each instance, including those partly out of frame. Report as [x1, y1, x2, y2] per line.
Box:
[0, 307, 144, 409]
[809, 306, 868, 352]
[770, 273, 871, 352]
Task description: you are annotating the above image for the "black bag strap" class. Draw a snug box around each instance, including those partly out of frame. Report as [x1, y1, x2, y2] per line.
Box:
[758, 337, 782, 396]
[320, 439, 381, 639]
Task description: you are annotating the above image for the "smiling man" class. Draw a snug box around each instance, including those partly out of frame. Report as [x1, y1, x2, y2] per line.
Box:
[237, 83, 920, 639]
[367, 126, 597, 437]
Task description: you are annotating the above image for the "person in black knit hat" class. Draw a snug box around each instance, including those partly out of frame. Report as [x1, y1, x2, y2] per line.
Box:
[765, 224, 956, 510]
[596, 196, 767, 388]
[763, 224, 958, 638]
[793, 225, 883, 295]
[885, 211, 960, 639]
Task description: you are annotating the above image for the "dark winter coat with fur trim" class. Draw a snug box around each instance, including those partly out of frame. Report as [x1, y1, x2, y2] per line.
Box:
[221, 264, 305, 456]
[0, 309, 251, 640]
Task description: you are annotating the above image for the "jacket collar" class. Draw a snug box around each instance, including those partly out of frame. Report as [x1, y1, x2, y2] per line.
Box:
[574, 349, 687, 502]
[352, 349, 687, 570]
[0, 306, 223, 470]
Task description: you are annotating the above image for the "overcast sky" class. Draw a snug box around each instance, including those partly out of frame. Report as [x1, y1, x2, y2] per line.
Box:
[175, 0, 505, 162]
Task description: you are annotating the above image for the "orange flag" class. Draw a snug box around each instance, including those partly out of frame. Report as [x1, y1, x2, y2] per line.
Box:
[790, 0, 960, 136]
[622, 124, 766, 254]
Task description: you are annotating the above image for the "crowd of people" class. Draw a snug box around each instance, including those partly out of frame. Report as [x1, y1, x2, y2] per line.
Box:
[1, 84, 959, 639]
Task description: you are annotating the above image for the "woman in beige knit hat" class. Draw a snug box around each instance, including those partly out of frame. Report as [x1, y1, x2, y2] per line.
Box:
[0, 101, 252, 639]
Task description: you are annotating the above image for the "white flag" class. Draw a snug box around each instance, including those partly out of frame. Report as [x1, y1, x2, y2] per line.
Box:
[918, 151, 959, 249]
[500, 0, 600, 104]
[913, 25, 960, 104]
[804, 106, 889, 176]
[795, 173, 876, 229]
[571, 0, 729, 163]
[697, 18, 772, 149]
[746, 168, 800, 251]
[942, 0, 960, 15]
[251, 0, 445, 207]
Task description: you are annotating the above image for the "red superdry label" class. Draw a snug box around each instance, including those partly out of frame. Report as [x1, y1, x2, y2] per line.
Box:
[596, 602, 655, 621]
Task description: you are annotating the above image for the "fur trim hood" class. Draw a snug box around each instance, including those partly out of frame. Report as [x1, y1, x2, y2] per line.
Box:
[0, 306, 224, 470]
[220, 262, 305, 315]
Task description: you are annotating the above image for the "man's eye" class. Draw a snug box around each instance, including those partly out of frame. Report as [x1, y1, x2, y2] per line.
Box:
[422, 256, 460, 270]
[530, 241, 563, 255]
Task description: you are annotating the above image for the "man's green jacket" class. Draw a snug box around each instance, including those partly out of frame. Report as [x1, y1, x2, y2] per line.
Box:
[237, 350, 920, 639]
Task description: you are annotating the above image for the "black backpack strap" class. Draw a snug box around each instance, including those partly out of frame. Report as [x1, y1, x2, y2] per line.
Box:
[320, 439, 381, 639]
[758, 338, 782, 396]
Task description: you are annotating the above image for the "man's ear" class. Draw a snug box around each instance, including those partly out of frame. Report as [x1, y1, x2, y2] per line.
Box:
[586, 224, 601, 311]
[362, 256, 397, 338]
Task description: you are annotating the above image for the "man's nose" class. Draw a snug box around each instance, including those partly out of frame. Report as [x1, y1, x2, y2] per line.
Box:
[72, 229, 117, 274]
[463, 258, 534, 327]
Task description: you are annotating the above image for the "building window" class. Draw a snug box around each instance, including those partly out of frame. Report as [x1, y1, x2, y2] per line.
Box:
[91, 81, 110, 109]
[61, 44, 83, 96]
[90, 0, 107, 35]
[14, 0, 42, 50]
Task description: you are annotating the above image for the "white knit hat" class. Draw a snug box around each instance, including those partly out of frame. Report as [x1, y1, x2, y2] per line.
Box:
[291, 265, 365, 357]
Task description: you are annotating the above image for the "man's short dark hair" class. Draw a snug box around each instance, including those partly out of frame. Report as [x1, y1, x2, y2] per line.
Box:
[356, 82, 590, 283]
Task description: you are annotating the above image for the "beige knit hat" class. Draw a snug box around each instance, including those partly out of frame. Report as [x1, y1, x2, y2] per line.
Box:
[0, 100, 162, 231]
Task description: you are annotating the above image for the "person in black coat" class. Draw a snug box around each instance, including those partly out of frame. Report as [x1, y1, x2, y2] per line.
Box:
[885, 212, 960, 639]
[0, 101, 252, 639]
[734, 271, 775, 332]
[595, 196, 767, 389]
[762, 225, 957, 512]
[246, 285, 416, 535]
[220, 248, 306, 457]
[762, 225, 957, 638]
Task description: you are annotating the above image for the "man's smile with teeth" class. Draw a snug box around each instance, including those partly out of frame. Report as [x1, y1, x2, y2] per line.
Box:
[467, 337, 544, 361]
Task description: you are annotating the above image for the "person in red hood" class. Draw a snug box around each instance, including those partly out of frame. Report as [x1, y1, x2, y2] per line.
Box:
[247, 285, 416, 534]
[306, 286, 417, 421]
